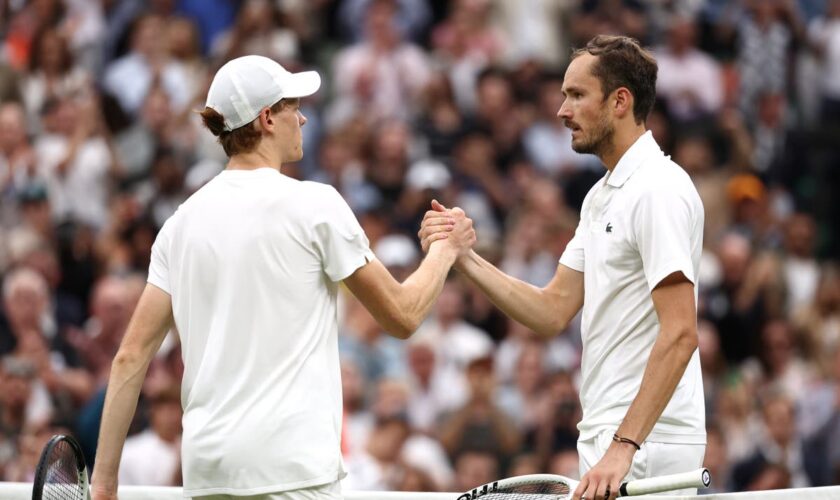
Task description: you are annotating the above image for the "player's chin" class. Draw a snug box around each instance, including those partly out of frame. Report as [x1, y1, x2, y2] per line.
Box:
[288, 147, 304, 162]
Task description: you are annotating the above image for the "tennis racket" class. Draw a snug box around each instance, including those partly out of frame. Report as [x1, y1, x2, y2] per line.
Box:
[455, 467, 710, 499]
[32, 434, 91, 500]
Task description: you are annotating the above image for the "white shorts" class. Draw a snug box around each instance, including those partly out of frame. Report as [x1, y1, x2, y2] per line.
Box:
[577, 430, 705, 496]
[194, 481, 343, 500]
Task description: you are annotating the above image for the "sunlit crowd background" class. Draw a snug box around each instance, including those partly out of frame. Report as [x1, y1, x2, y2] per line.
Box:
[0, 0, 839, 494]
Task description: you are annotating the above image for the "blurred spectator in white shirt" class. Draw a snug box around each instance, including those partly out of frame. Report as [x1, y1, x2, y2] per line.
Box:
[807, 0, 840, 124]
[412, 280, 495, 410]
[103, 14, 191, 115]
[328, 0, 432, 129]
[21, 27, 90, 133]
[35, 93, 122, 230]
[491, 0, 572, 68]
[655, 16, 724, 123]
[118, 388, 182, 486]
[431, 0, 508, 114]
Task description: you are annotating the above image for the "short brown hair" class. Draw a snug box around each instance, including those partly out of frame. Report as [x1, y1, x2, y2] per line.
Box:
[200, 99, 287, 156]
[572, 35, 658, 124]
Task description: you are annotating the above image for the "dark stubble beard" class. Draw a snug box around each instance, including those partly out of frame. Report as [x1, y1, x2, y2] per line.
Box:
[571, 105, 616, 160]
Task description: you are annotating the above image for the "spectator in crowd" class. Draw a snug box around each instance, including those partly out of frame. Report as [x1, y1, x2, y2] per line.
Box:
[210, 0, 299, 66]
[118, 387, 181, 486]
[102, 14, 191, 115]
[0, 102, 37, 231]
[437, 355, 521, 464]
[328, 0, 432, 128]
[452, 449, 498, 492]
[21, 27, 90, 130]
[35, 92, 123, 230]
[806, 0, 840, 126]
[412, 279, 494, 409]
[65, 275, 132, 386]
[731, 391, 827, 489]
[655, 15, 724, 123]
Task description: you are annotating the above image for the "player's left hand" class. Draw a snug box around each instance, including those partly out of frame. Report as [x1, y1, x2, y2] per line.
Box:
[573, 441, 635, 500]
[418, 199, 454, 252]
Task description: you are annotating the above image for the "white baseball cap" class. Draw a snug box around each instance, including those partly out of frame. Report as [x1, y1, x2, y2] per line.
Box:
[205, 55, 321, 132]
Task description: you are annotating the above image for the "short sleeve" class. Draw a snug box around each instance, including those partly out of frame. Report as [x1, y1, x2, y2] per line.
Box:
[632, 189, 696, 291]
[147, 221, 172, 295]
[312, 186, 374, 282]
[558, 221, 585, 272]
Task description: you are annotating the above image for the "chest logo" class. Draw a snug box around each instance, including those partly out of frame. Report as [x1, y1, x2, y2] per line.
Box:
[606, 222, 613, 233]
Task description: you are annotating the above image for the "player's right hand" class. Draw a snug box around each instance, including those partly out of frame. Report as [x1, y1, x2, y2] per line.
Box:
[447, 206, 476, 256]
[418, 200, 475, 255]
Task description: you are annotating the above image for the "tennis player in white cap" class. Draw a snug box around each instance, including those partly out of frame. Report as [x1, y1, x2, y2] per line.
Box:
[91, 56, 474, 500]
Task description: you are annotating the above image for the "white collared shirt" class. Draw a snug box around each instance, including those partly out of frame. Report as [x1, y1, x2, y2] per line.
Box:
[559, 131, 706, 444]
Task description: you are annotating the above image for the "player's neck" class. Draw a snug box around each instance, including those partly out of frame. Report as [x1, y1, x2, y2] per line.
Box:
[601, 123, 647, 172]
[226, 143, 283, 172]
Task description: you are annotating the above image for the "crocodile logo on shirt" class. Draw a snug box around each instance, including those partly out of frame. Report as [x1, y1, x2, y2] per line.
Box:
[606, 222, 613, 233]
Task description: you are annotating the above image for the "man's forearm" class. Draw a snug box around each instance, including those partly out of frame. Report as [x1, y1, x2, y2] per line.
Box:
[456, 250, 571, 336]
[91, 352, 153, 490]
[393, 242, 458, 335]
[616, 328, 697, 445]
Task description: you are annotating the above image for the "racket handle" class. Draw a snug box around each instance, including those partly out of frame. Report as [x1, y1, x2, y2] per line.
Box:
[619, 468, 711, 496]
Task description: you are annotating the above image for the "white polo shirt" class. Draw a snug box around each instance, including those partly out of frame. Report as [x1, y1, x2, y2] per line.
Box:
[559, 131, 705, 445]
[147, 168, 374, 496]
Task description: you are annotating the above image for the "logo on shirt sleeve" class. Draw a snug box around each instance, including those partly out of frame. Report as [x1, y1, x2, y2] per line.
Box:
[606, 222, 613, 233]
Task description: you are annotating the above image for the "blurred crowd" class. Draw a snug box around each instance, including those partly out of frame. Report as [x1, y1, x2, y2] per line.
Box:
[0, 0, 839, 495]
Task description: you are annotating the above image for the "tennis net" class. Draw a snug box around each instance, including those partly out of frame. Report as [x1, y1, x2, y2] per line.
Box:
[3, 482, 840, 499]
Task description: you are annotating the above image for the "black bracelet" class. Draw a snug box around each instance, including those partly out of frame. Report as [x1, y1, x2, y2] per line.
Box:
[612, 433, 641, 451]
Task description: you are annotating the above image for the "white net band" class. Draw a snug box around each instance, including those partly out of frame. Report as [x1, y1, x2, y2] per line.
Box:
[6, 482, 840, 499]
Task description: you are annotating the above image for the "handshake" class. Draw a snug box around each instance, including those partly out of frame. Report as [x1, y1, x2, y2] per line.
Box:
[417, 199, 476, 257]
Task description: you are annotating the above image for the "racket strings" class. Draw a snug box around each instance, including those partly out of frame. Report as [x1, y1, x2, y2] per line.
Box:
[476, 480, 573, 499]
[42, 440, 85, 500]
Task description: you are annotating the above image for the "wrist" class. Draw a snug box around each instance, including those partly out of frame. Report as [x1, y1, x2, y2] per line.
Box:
[611, 433, 641, 457]
[454, 249, 477, 273]
[429, 239, 459, 263]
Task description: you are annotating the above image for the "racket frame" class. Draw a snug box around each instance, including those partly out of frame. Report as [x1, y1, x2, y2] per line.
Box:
[455, 468, 711, 499]
[32, 434, 91, 500]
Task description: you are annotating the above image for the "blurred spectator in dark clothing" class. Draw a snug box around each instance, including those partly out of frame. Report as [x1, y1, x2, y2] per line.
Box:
[452, 449, 498, 492]
[571, 0, 648, 46]
[0, 267, 93, 411]
[704, 424, 733, 493]
[437, 356, 521, 464]
[210, 0, 299, 67]
[732, 392, 827, 489]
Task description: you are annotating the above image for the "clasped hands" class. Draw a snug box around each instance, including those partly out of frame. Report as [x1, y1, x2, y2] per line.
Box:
[418, 199, 476, 257]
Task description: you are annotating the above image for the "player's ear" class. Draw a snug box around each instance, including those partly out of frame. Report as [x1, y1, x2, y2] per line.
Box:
[614, 87, 633, 119]
[258, 107, 274, 131]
